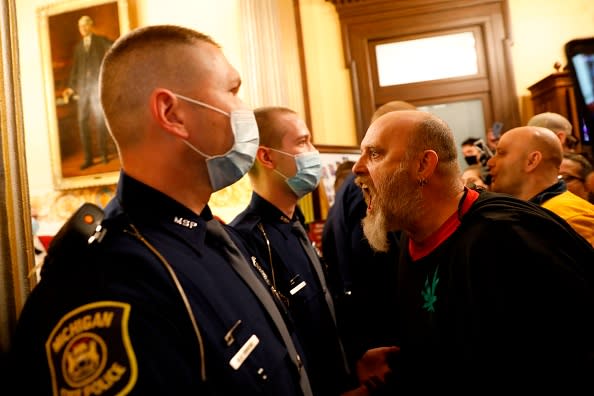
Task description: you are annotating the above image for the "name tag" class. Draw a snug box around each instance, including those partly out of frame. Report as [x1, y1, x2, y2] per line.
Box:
[229, 334, 259, 370]
[289, 281, 307, 295]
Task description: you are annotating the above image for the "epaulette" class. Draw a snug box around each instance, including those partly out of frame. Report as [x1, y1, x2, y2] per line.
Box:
[40, 203, 105, 279]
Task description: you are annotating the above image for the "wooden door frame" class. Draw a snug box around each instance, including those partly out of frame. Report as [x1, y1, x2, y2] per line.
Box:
[327, 0, 520, 141]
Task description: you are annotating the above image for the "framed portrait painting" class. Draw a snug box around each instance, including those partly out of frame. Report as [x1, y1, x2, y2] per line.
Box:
[38, 0, 129, 189]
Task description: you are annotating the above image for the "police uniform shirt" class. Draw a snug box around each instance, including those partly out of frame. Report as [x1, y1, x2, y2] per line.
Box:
[9, 172, 309, 396]
[231, 192, 350, 396]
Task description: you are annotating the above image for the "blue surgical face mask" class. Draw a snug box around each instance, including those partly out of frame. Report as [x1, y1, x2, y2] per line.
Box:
[174, 93, 259, 191]
[269, 148, 322, 198]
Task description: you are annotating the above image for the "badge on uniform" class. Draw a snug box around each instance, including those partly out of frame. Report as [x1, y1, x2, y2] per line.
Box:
[229, 334, 260, 370]
[45, 301, 138, 396]
[289, 274, 307, 296]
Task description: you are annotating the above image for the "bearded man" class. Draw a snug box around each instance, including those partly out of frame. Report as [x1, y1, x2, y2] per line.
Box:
[353, 110, 594, 393]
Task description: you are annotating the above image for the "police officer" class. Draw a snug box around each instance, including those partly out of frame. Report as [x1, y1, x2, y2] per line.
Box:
[231, 107, 394, 396]
[9, 26, 312, 396]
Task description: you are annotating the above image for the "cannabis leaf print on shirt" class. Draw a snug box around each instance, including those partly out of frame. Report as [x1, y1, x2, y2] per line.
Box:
[422, 266, 439, 312]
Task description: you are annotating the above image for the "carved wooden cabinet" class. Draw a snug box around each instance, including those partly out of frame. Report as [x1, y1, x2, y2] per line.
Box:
[528, 71, 582, 151]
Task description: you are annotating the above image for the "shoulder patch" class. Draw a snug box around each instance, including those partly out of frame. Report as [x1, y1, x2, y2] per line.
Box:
[45, 301, 137, 396]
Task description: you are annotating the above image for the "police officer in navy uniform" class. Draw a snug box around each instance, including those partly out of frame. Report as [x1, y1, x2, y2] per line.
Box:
[230, 107, 395, 396]
[9, 26, 312, 396]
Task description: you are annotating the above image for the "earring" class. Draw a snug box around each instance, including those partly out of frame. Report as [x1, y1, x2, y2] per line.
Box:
[418, 178, 427, 187]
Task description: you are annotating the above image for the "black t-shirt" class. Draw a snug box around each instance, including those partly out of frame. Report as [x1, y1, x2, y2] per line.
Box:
[396, 190, 594, 392]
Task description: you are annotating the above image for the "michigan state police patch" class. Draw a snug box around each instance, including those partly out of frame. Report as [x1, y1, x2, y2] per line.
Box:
[45, 301, 137, 396]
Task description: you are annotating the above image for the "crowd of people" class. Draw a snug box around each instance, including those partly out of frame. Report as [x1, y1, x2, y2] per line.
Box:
[460, 112, 594, 205]
[7, 24, 594, 395]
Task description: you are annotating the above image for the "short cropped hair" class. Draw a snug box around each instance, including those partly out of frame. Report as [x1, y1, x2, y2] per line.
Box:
[249, 106, 299, 177]
[100, 25, 219, 146]
[254, 106, 297, 149]
[408, 116, 458, 165]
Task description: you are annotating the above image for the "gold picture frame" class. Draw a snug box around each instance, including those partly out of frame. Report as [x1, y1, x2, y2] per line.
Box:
[38, 0, 129, 189]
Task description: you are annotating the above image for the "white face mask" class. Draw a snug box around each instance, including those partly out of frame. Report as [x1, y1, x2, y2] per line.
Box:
[174, 93, 259, 191]
[269, 148, 322, 198]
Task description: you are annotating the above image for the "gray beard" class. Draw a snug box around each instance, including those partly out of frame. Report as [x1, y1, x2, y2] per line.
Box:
[361, 164, 423, 252]
[362, 210, 390, 253]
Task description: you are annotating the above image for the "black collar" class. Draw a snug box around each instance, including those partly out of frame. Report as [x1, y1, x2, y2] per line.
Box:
[529, 179, 567, 205]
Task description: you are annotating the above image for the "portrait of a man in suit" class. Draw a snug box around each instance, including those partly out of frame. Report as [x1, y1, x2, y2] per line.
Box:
[62, 15, 113, 170]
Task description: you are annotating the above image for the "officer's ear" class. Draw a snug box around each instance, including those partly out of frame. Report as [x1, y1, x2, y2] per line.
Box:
[256, 146, 275, 169]
[150, 88, 188, 138]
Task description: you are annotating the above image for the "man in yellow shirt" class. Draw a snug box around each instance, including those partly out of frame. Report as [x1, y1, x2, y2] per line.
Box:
[488, 125, 594, 246]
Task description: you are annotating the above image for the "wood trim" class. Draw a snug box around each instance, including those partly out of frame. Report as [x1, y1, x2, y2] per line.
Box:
[376, 79, 491, 104]
[0, 0, 35, 354]
[328, 0, 520, 142]
[293, 0, 312, 130]
[329, 0, 505, 16]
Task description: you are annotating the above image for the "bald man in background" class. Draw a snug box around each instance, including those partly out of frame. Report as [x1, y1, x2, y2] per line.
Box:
[488, 126, 594, 246]
[527, 112, 579, 153]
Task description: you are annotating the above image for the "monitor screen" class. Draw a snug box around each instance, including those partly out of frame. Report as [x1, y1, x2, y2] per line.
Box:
[566, 37, 594, 145]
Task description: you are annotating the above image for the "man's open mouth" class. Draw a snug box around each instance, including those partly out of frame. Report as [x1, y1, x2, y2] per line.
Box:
[360, 183, 373, 213]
